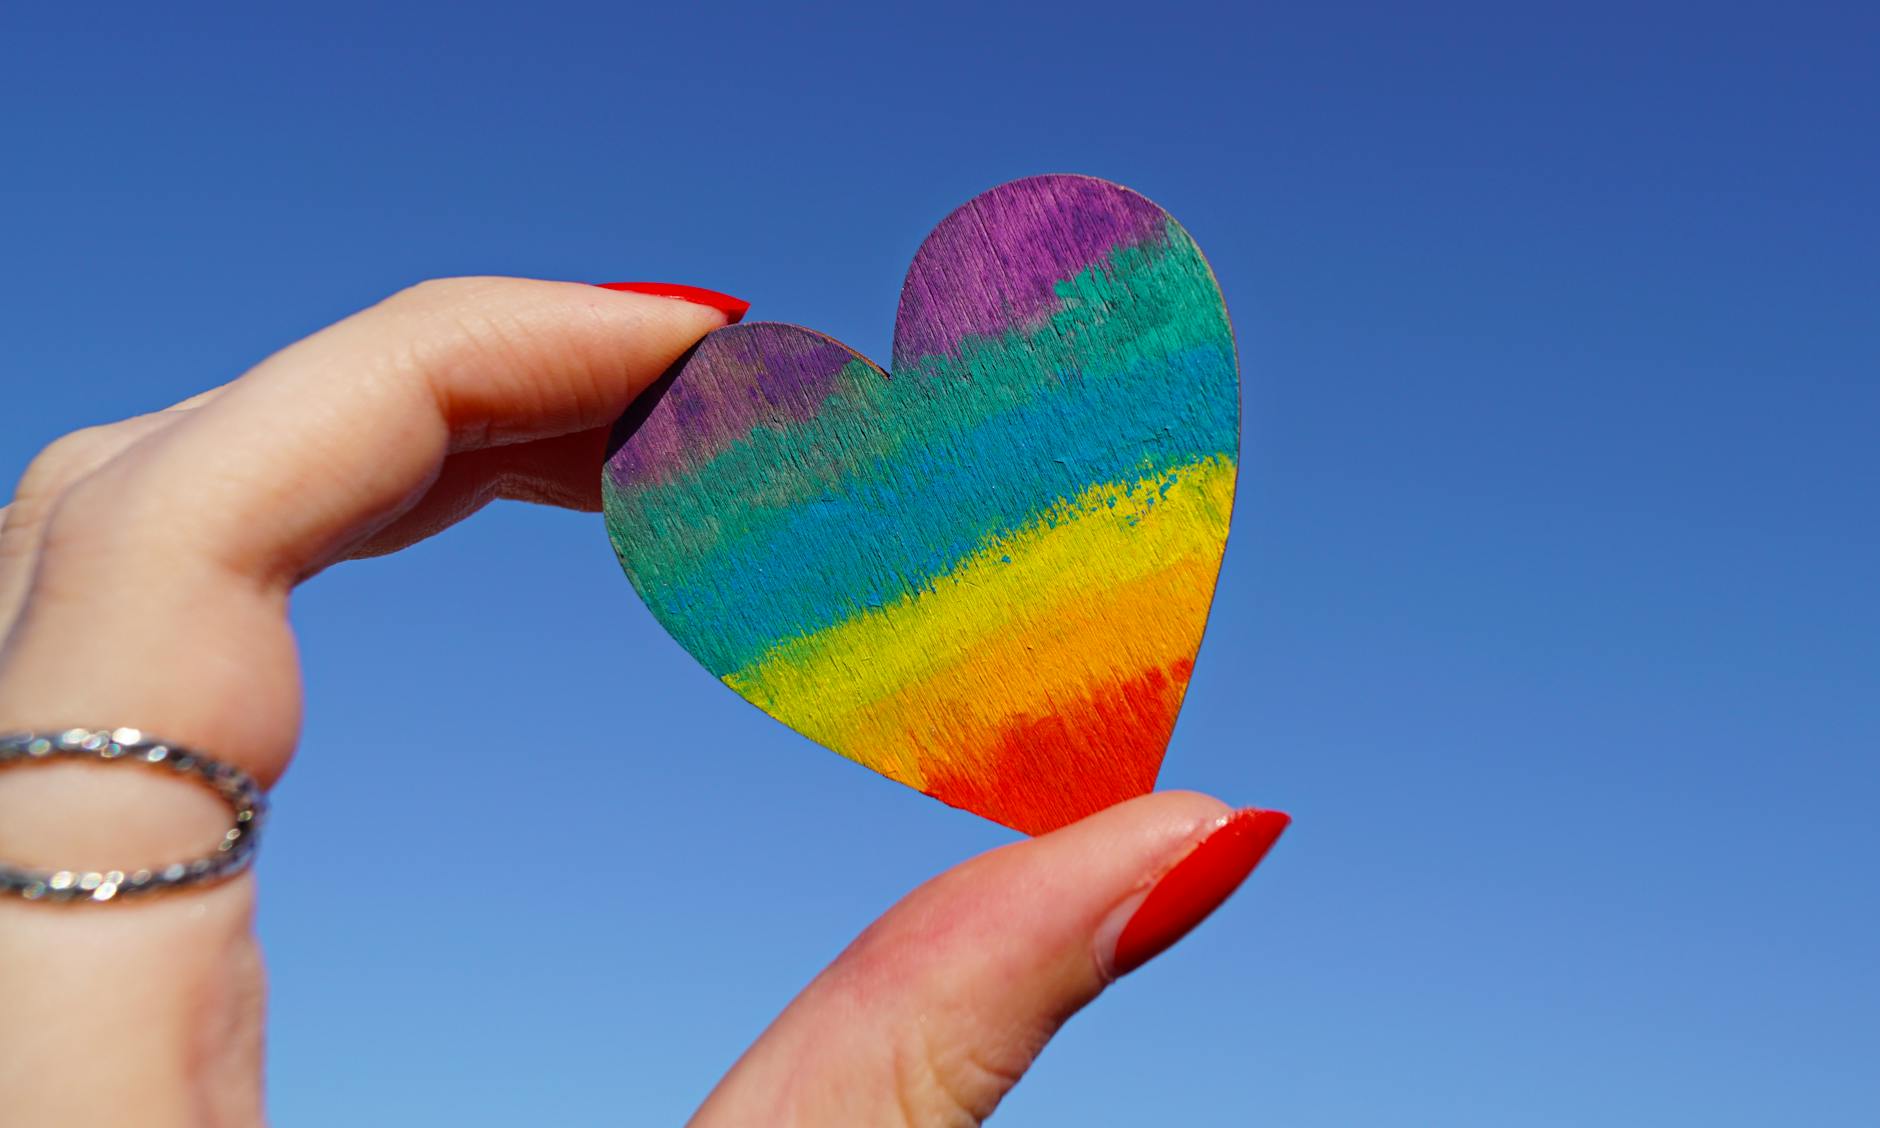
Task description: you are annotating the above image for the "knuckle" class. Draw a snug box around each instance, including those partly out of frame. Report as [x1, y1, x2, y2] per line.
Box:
[2, 426, 144, 563]
[0, 429, 115, 582]
[14, 425, 123, 504]
[24, 466, 195, 603]
[33, 434, 195, 555]
[7, 413, 185, 540]
[35, 472, 128, 559]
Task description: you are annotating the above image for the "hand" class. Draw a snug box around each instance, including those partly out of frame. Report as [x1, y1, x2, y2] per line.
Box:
[0, 278, 1287, 1126]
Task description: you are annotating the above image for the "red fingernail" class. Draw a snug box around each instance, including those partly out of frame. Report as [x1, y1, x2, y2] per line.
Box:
[1110, 808, 1291, 977]
[593, 282, 750, 324]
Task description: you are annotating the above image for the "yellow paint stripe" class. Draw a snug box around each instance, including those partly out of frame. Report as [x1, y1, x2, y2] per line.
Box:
[829, 552, 1217, 785]
[725, 455, 1235, 788]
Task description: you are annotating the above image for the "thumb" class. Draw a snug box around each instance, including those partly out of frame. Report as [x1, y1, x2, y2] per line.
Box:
[692, 792, 1290, 1126]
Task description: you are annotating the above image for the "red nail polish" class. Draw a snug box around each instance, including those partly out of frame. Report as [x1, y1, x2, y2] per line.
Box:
[593, 282, 750, 324]
[1111, 808, 1291, 977]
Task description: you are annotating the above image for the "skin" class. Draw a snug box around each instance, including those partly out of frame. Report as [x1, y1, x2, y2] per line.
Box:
[0, 278, 1253, 1126]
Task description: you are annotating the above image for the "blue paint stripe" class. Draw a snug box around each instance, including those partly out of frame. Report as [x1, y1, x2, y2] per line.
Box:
[643, 342, 1238, 675]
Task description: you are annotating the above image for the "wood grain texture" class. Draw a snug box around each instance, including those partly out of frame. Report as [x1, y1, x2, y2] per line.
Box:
[603, 175, 1238, 834]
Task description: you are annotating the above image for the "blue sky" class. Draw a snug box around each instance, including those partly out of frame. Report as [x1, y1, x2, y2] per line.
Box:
[4, 3, 1876, 1123]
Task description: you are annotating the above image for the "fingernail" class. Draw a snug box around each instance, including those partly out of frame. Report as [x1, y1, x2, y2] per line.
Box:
[592, 282, 751, 324]
[1104, 808, 1291, 978]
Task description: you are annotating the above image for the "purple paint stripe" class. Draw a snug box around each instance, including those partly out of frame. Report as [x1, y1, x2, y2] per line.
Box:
[892, 176, 1169, 367]
[609, 325, 860, 487]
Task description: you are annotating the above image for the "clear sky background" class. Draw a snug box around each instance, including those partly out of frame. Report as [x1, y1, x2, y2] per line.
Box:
[5, 3, 1876, 1124]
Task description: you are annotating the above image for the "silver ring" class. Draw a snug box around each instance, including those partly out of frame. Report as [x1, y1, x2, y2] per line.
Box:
[0, 728, 268, 903]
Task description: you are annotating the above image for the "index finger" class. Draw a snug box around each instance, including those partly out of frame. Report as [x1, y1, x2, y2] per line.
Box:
[101, 277, 734, 587]
[0, 277, 735, 777]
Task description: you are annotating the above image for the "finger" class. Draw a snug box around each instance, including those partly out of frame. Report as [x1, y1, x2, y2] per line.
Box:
[0, 279, 728, 775]
[0, 387, 227, 636]
[0, 420, 171, 634]
[692, 792, 1291, 1126]
[85, 277, 727, 587]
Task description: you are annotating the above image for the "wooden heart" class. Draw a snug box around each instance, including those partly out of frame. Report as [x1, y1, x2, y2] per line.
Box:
[603, 175, 1238, 834]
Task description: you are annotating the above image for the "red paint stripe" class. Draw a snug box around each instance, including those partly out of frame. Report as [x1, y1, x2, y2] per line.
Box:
[923, 660, 1193, 835]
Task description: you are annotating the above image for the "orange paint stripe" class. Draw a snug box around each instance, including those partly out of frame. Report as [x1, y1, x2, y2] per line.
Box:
[815, 550, 1217, 787]
[923, 659, 1194, 834]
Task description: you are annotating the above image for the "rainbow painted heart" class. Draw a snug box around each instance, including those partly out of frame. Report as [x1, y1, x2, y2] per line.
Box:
[603, 176, 1238, 834]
